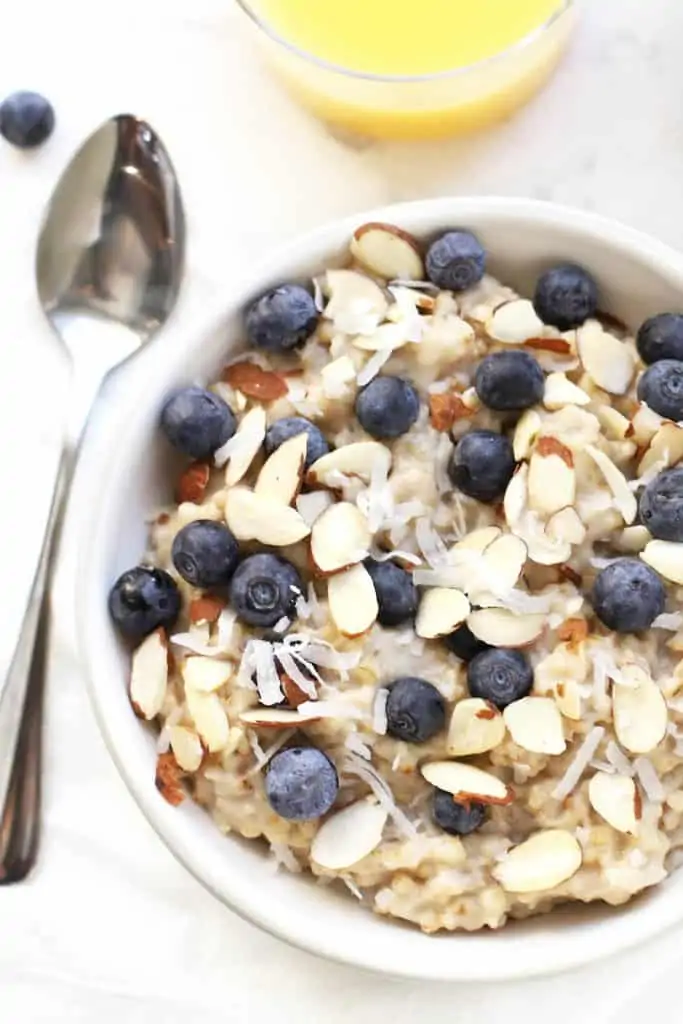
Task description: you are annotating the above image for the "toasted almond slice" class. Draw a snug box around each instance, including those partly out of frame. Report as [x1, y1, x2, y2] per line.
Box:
[613, 677, 668, 754]
[350, 222, 424, 281]
[637, 421, 683, 476]
[307, 442, 391, 488]
[631, 402, 663, 446]
[585, 444, 637, 524]
[503, 697, 566, 755]
[177, 461, 211, 504]
[321, 355, 357, 397]
[513, 409, 542, 461]
[486, 299, 545, 344]
[416, 587, 470, 639]
[577, 320, 635, 395]
[468, 608, 545, 647]
[588, 772, 639, 834]
[597, 404, 631, 441]
[310, 502, 371, 575]
[641, 539, 683, 584]
[493, 830, 582, 893]
[328, 564, 378, 637]
[543, 372, 591, 411]
[616, 524, 651, 553]
[311, 798, 388, 870]
[295, 489, 335, 526]
[223, 362, 287, 401]
[225, 406, 267, 487]
[521, 515, 573, 566]
[352, 320, 409, 353]
[239, 707, 321, 727]
[547, 506, 586, 545]
[528, 445, 575, 517]
[451, 526, 501, 556]
[185, 688, 229, 752]
[504, 464, 528, 528]
[421, 761, 513, 805]
[481, 534, 527, 594]
[155, 752, 184, 806]
[255, 432, 307, 505]
[169, 725, 204, 772]
[447, 699, 506, 756]
[538, 678, 583, 721]
[324, 269, 388, 333]
[182, 656, 232, 693]
[225, 487, 311, 546]
[130, 628, 168, 720]
[428, 391, 473, 431]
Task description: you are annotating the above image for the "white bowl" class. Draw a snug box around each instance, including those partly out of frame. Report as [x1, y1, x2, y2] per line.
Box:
[76, 197, 683, 982]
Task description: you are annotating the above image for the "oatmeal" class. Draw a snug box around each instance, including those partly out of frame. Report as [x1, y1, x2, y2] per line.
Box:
[109, 222, 683, 933]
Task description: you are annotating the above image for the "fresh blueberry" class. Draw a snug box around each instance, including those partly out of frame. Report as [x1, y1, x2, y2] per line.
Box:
[384, 677, 446, 744]
[264, 416, 329, 469]
[448, 429, 515, 503]
[592, 558, 665, 633]
[467, 648, 533, 709]
[533, 263, 598, 330]
[444, 623, 491, 662]
[171, 521, 239, 588]
[637, 360, 683, 421]
[230, 553, 303, 628]
[474, 350, 545, 411]
[265, 747, 338, 821]
[432, 790, 487, 836]
[355, 375, 420, 440]
[639, 467, 683, 541]
[364, 559, 418, 627]
[246, 284, 318, 351]
[160, 387, 236, 460]
[0, 91, 55, 148]
[637, 313, 683, 365]
[108, 566, 181, 640]
[425, 230, 486, 292]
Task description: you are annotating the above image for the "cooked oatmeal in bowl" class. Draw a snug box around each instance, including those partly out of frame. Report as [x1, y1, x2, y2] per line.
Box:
[106, 217, 683, 935]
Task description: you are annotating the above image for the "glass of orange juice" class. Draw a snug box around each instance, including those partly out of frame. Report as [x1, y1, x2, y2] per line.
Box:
[235, 0, 575, 140]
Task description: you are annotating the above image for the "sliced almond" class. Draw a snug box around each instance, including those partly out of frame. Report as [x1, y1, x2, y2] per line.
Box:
[616, 524, 651, 553]
[504, 464, 529, 528]
[630, 402, 663, 446]
[311, 798, 388, 871]
[513, 409, 542, 461]
[613, 676, 668, 754]
[577, 320, 635, 395]
[503, 697, 566, 755]
[415, 587, 470, 639]
[451, 526, 501, 555]
[295, 489, 334, 526]
[130, 628, 168, 720]
[255, 432, 307, 506]
[177, 461, 211, 504]
[528, 440, 575, 516]
[540, 678, 583, 721]
[637, 421, 683, 476]
[223, 362, 288, 401]
[420, 761, 513, 805]
[468, 608, 545, 647]
[641, 539, 683, 584]
[324, 269, 388, 334]
[320, 355, 357, 397]
[585, 444, 637, 524]
[225, 487, 311, 546]
[185, 688, 229, 752]
[239, 707, 321, 727]
[155, 752, 184, 806]
[543, 372, 591, 411]
[447, 698, 506, 756]
[486, 299, 545, 344]
[522, 516, 573, 566]
[547, 506, 586, 546]
[481, 534, 528, 594]
[169, 725, 204, 772]
[352, 320, 408, 353]
[307, 442, 391, 488]
[588, 772, 639, 834]
[597, 404, 631, 441]
[428, 391, 472, 432]
[350, 222, 424, 281]
[189, 595, 226, 625]
[493, 830, 582, 893]
[328, 563, 379, 637]
[225, 406, 267, 487]
[182, 656, 232, 693]
[310, 502, 371, 575]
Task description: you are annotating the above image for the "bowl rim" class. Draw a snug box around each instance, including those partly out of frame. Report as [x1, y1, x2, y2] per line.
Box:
[76, 196, 683, 981]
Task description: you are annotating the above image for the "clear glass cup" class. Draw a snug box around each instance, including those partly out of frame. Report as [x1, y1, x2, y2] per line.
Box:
[235, 0, 575, 140]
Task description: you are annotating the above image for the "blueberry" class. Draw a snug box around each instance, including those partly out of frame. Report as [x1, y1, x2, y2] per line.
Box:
[448, 430, 515, 503]
[264, 416, 329, 469]
[355, 375, 420, 440]
[467, 648, 533, 709]
[592, 558, 665, 633]
[171, 521, 239, 588]
[364, 559, 418, 627]
[246, 284, 318, 351]
[533, 263, 598, 330]
[474, 350, 545, 412]
[0, 91, 54, 148]
[444, 623, 491, 662]
[425, 230, 486, 292]
[384, 677, 446, 744]
[637, 360, 683, 421]
[432, 790, 487, 836]
[160, 387, 236, 460]
[637, 313, 683, 365]
[639, 467, 683, 541]
[265, 747, 338, 821]
[229, 553, 303, 628]
[108, 566, 181, 640]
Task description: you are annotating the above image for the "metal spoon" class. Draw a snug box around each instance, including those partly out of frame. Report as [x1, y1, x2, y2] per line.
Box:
[0, 114, 184, 882]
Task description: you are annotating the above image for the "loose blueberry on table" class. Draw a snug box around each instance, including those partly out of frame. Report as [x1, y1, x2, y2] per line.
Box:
[0, 90, 55, 148]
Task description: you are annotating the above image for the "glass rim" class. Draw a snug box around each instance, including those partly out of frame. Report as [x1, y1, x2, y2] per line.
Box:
[234, 0, 574, 84]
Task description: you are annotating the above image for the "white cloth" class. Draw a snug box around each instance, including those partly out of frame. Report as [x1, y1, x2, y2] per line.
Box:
[0, 0, 681, 1019]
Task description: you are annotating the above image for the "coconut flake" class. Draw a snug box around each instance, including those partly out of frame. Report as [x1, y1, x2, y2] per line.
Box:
[552, 726, 605, 800]
[369, 547, 422, 567]
[344, 731, 373, 760]
[605, 740, 635, 776]
[372, 689, 389, 735]
[357, 348, 392, 385]
[248, 729, 295, 774]
[342, 877, 365, 901]
[653, 612, 683, 631]
[343, 752, 417, 837]
[297, 699, 362, 720]
[415, 518, 449, 568]
[270, 840, 302, 873]
[633, 756, 664, 802]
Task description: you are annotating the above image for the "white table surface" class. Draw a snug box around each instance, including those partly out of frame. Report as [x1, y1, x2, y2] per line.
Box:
[1, 0, 683, 1019]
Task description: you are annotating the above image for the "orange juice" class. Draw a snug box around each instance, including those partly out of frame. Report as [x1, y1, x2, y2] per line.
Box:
[239, 0, 574, 138]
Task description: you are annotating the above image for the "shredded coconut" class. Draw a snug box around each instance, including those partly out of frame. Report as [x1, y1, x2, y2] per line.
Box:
[634, 757, 665, 802]
[248, 730, 295, 774]
[605, 740, 634, 776]
[270, 841, 301, 873]
[343, 752, 417, 838]
[344, 731, 373, 760]
[552, 726, 606, 800]
[372, 689, 389, 735]
[342, 877, 365, 901]
[415, 518, 449, 568]
[357, 348, 392, 385]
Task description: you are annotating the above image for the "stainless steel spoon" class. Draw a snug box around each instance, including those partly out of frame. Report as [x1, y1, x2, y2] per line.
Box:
[0, 114, 184, 882]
